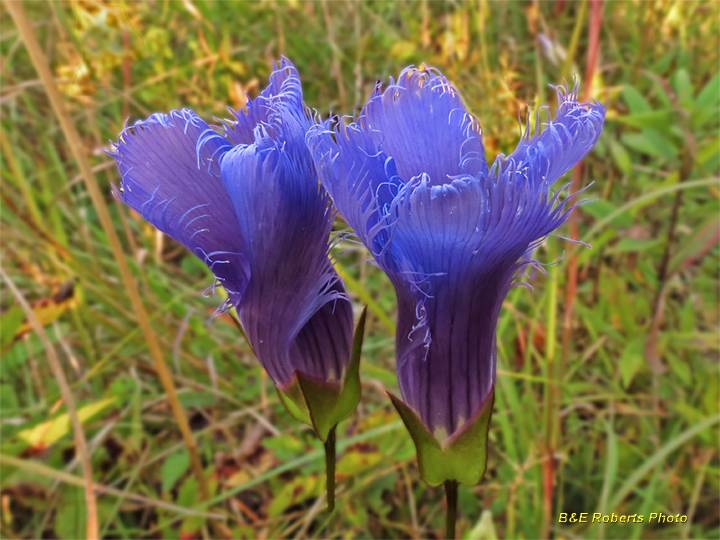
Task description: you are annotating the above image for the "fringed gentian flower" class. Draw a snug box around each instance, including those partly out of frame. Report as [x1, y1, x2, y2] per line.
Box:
[308, 67, 604, 534]
[111, 59, 366, 511]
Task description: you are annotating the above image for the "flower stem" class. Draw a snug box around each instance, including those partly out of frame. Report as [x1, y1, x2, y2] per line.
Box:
[444, 480, 458, 539]
[324, 425, 337, 512]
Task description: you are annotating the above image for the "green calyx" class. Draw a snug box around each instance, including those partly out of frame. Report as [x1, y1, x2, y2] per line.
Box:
[389, 388, 495, 487]
[277, 306, 367, 442]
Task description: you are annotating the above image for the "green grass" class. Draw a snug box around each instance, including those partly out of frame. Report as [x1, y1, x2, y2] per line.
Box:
[1, 1, 718, 538]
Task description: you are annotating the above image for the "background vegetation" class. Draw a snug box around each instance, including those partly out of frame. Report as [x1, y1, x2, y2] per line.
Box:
[1, 1, 718, 538]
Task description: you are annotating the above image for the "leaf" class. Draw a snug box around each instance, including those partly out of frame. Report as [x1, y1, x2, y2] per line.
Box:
[0, 383, 19, 410]
[267, 475, 322, 518]
[697, 135, 720, 166]
[608, 414, 720, 510]
[665, 350, 692, 387]
[668, 215, 720, 274]
[619, 337, 644, 389]
[622, 85, 652, 114]
[691, 106, 720, 131]
[644, 129, 679, 156]
[176, 473, 198, 507]
[621, 131, 677, 158]
[161, 448, 190, 493]
[613, 237, 662, 253]
[607, 139, 632, 176]
[390, 41, 418, 62]
[649, 49, 676, 74]
[17, 396, 118, 449]
[176, 390, 217, 409]
[180, 515, 205, 539]
[613, 110, 678, 133]
[336, 444, 383, 476]
[620, 133, 662, 157]
[578, 229, 617, 267]
[644, 74, 674, 109]
[262, 434, 304, 461]
[345, 500, 369, 527]
[468, 509, 498, 540]
[582, 200, 634, 229]
[366, 474, 395, 515]
[673, 402, 705, 430]
[585, 178, 718, 242]
[55, 485, 86, 540]
[598, 417, 618, 519]
[11, 280, 76, 344]
[628, 467, 661, 540]
[673, 68, 694, 110]
[458, 485, 481, 521]
[0, 305, 24, 351]
[695, 71, 720, 109]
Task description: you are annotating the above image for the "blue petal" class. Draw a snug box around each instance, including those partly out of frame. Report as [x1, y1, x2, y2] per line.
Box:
[220, 136, 353, 385]
[378, 170, 582, 436]
[223, 57, 307, 147]
[307, 119, 404, 259]
[112, 109, 248, 305]
[503, 82, 605, 186]
[358, 67, 488, 184]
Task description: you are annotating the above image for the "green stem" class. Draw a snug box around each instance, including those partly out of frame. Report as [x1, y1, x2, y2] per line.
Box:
[444, 480, 458, 539]
[324, 425, 337, 512]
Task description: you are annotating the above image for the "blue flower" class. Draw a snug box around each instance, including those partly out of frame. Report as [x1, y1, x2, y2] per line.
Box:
[308, 67, 604, 440]
[111, 58, 354, 389]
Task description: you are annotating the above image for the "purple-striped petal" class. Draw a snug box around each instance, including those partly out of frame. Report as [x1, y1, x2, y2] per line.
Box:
[112, 109, 248, 305]
[307, 119, 404, 258]
[220, 135, 353, 385]
[386, 174, 575, 436]
[223, 57, 306, 146]
[504, 82, 605, 186]
[358, 67, 488, 184]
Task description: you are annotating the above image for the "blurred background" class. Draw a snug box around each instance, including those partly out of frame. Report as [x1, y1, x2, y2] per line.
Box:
[1, 1, 718, 538]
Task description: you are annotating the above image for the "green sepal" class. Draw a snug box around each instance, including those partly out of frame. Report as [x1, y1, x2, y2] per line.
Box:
[277, 306, 367, 442]
[277, 377, 312, 426]
[388, 388, 495, 487]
